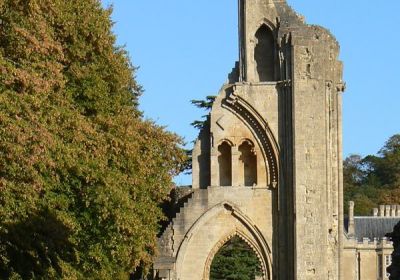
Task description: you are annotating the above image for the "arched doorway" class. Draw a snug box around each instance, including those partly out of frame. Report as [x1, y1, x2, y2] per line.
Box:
[210, 235, 263, 280]
[203, 230, 269, 280]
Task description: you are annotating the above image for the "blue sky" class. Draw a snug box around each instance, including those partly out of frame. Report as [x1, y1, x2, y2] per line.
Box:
[101, 1, 400, 185]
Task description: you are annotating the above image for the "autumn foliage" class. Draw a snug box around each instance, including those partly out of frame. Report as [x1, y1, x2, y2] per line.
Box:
[0, 0, 185, 278]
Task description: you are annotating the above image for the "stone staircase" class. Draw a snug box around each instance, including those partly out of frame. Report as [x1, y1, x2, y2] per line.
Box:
[158, 189, 210, 257]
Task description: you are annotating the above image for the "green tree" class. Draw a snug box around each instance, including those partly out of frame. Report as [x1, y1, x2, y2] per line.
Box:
[190, 95, 216, 130]
[343, 154, 377, 215]
[0, 0, 185, 279]
[210, 236, 262, 280]
[181, 95, 216, 175]
[343, 134, 400, 215]
[366, 135, 400, 189]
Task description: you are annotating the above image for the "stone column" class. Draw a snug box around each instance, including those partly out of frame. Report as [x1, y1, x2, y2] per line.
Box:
[385, 205, 391, 217]
[379, 205, 385, 217]
[210, 147, 218, 187]
[392, 205, 397, 217]
[231, 145, 240, 187]
[348, 201, 355, 237]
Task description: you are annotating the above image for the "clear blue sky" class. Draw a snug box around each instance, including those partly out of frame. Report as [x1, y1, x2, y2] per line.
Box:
[101, 0, 400, 185]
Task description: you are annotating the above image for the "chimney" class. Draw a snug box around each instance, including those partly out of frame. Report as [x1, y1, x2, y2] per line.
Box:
[348, 201, 355, 237]
[379, 205, 385, 217]
[373, 208, 378, 217]
[392, 205, 397, 217]
[386, 205, 391, 217]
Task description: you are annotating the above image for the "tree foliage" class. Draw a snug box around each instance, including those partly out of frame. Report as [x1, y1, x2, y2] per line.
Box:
[190, 95, 215, 130]
[210, 236, 262, 280]
[181, 95, 216, 174]
[343, 134, 400, 215]
[0, 0, 185, 278]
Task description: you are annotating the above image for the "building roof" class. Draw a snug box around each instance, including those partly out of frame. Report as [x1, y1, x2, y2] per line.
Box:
[345, 217, 400, 240]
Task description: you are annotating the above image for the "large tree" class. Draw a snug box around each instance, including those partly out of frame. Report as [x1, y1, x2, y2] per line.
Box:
[343, 134, 400, 215]
[0, 0, 185, 279]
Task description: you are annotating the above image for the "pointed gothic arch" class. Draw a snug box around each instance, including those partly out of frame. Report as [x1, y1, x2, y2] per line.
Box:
[205, 231, 266, 280]
[174, 202, 273, 280]
[254, 24, 276, 82]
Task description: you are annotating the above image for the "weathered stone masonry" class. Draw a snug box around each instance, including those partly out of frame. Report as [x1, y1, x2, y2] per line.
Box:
[154, 0, 345, 279]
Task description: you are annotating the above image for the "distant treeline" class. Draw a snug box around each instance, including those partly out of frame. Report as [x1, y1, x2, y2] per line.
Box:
[344, 134, 400, 215]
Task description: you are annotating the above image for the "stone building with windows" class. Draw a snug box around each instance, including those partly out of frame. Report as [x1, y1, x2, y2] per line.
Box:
[153, 1, 396, 279]
[343, 202, 399, 280]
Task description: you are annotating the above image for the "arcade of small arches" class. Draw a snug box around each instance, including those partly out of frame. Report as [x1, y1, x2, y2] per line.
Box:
[217, 139, 259, 187]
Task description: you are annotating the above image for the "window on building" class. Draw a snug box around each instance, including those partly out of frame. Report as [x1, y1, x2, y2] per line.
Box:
[385, 255, 392, 278]
[239, 141, 257, 186]
[254, 24, 275, 82]
[218, 142, 232, 186]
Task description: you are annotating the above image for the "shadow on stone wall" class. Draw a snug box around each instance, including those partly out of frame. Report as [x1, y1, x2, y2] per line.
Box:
[158, 187, 193, 237]
[387, 221, 400, 280]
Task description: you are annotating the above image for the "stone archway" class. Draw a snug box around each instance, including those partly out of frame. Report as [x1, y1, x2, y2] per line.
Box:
[174, 202, 273, 280]
[203, 231, 268, 280]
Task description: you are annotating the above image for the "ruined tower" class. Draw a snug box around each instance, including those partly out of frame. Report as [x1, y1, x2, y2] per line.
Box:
[155, 0, 345, 279]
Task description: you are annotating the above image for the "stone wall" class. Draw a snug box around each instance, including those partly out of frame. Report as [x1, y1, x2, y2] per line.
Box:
[155, 0, 345, 279]
[155, 187, 274, 280]
[343, 238, 393, 280]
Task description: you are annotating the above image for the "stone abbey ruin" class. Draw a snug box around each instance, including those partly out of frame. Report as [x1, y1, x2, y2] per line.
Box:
[153, 1, 396, 279]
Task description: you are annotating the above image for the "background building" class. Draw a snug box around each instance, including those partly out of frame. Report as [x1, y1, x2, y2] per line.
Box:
[343, 202, 399, 280]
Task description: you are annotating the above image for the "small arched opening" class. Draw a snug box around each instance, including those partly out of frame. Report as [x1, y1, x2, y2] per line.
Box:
[218, 142, 232, 186]
[210, 235, 263, 280]
[254, 25, 275, 82]
[239, 141, 257, 187]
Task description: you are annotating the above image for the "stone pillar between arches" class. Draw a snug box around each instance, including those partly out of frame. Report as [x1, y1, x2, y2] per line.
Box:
[232, 145, 240, 186]
[210, 147, 218, 187]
